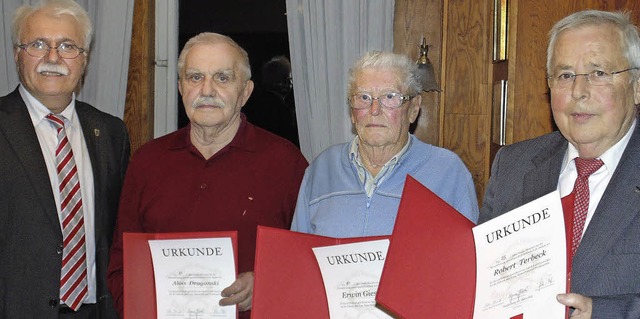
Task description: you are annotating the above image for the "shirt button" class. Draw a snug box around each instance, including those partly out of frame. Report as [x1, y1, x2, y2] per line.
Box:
[200, 183, 207, 189]
[49, 298, 59, 307]
[56, 244, 63, 255]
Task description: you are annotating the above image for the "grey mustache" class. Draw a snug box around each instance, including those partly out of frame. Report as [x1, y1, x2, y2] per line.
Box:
[192, 96, 225, 108]
[37, 63, 69, 75]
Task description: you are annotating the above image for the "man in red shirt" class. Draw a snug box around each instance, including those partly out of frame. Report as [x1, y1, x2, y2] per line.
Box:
[107, 32, 308, 318]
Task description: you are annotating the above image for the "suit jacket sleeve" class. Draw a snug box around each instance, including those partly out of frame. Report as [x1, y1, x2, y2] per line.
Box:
[591, 294, 640, 318]
[479, 146, 513, 223]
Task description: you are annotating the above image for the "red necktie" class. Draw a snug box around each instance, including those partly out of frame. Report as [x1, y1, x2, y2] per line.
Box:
[570, 157, 604, 258]
[46, 114, 88, 311]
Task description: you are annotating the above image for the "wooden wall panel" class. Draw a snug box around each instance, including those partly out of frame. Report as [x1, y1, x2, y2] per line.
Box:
[394, 0, 640, 205]
[124, 0, 155, 155]
[443, 114, 487, 197]
[442, 0, 493, 202]
[507, 0, 640, 145]
[395, 0, 492, 202]
[567, 0, 640, 16]
[507, 0, 564, 144]
[394, 0, 443, 146]
[444, 0, 492, 116]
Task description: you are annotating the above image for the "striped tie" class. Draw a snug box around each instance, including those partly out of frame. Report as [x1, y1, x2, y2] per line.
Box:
[46, 114, 88, 311]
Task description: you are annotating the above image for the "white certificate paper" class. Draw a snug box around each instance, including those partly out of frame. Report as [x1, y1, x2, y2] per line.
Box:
[313, 239, 391, 319]
[472, 191, 566, 318]
[148, 237, 236, 319]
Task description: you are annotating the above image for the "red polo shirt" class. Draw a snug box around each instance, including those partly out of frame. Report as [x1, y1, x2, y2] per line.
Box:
[108, 117, 307, 315]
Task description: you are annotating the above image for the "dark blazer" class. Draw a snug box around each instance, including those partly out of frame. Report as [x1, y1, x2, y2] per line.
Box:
[480, 123, 640, 318]
[0, 88, 129, 318]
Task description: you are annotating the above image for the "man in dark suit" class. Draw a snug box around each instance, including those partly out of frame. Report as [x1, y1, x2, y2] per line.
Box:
[0, 0, 128, 318]
[480, 10, 640, 319]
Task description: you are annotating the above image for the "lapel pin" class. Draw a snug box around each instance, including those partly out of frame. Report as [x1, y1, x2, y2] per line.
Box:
[94, 129, 100, 137]
[635, 186, 640, 196]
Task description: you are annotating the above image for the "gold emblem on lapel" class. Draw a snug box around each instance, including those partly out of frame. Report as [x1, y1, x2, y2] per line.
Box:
[94, 129, 100, 137]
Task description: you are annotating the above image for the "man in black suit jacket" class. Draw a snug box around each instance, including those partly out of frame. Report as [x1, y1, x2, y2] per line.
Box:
[0, 1, 128, 318]
[480, 10, 640, 318]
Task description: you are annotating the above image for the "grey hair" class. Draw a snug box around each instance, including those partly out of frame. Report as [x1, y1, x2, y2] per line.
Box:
[348, 51, 422, 96]
[547, 10, 640, 79]
[177, 32, 252, 82]
[12, 0, 92, 50]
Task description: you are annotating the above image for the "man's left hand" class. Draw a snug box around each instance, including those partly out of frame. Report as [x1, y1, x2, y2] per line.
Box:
[557, 293, 592, 319]
[220, 271, 254, 311]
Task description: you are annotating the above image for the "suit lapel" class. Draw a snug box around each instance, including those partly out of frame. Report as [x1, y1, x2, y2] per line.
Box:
[0, 88, 60, 228]
[76, 103, 104, 239]
[573, 123, 640, 284]
[522, 133, 567, 203]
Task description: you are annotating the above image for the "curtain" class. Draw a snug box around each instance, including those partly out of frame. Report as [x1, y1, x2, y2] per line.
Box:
[0, 0, 134, 119]
[0, 0, 26, 95]
[285, 0, 395, 162]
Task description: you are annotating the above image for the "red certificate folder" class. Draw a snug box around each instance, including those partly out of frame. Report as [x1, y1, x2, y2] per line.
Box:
[251, 226, 390, 318]
[378, 176, 571, 319]
[123, 231, 238, 319]
[376, 176, 476, 318]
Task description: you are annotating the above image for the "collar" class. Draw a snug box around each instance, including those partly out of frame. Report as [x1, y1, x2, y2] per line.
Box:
[168, 113, 257, 154]
[561, 119, 637, 174]
[349, 133, 412, 182]
[19, 84, 78, 128]
[349, 133, 412, 166]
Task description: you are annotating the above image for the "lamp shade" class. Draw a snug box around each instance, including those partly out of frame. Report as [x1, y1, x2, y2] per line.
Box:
[416, 38, 439, 92]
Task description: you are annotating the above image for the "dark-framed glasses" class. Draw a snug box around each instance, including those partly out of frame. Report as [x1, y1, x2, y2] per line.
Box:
[349, 92, 415, 110]
[547, 67, 639, 89]
[17, 40, 86, 59]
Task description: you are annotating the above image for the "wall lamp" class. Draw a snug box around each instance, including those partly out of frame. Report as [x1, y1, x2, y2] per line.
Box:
[415, 38, 440, 92]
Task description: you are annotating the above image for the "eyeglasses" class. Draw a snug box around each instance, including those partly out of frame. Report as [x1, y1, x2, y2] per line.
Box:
[17, 40, 86, 59]
[547, 67, 639, 88]
[349, 92, 415, 110]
